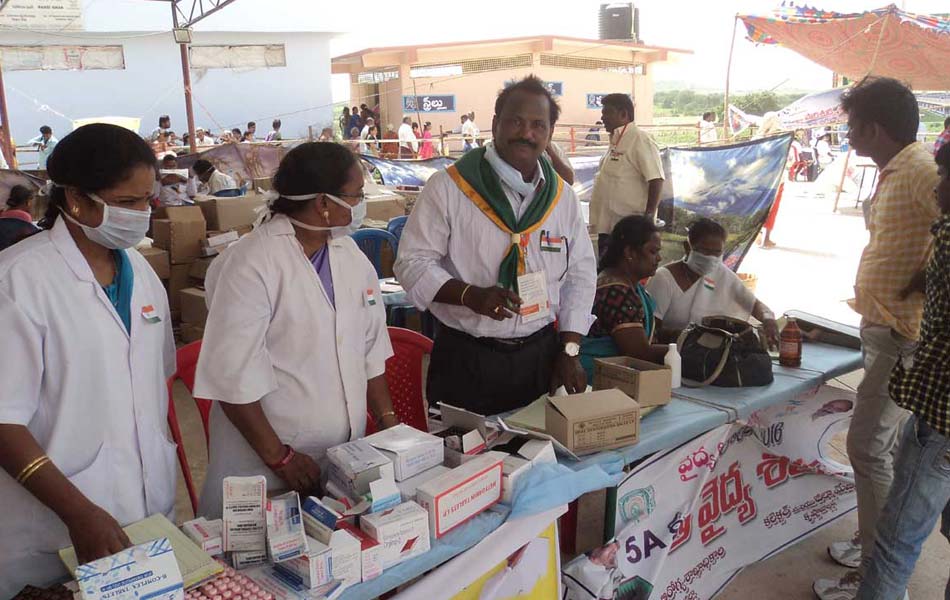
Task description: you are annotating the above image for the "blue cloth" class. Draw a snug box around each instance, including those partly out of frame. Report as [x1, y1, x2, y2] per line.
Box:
[507, 462, 621, 520]
[309, 245, 335, 308]
[102, 249, 133, 334]
[856, 418, 950, 600]
[579, 282, 656, 382]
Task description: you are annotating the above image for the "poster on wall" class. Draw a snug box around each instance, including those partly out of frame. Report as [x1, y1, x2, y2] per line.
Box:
[403, 95, 457, 113]
[0, 0, 82, 30]
[562, 385, 856, 600]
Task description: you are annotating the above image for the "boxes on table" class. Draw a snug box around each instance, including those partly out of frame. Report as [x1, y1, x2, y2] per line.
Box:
[395, 465, 451, 501]
[359, 501, 430, 569]
[364, 424, 444, 481]
[76, 537, 183, 600]
[326, 440, 394, 497]
[338, 522, 383, 582]
[138, 246, 170, 280]
[222, 475, 267, 552]
[416, 452, 504, 539]
[545, 389, 640, 455]
[181, 517, 223, 556]
[497, 439, 556, 504]
[151, 205, 207, 264]
[195, 194, 265, 231]
[265, 491, 308, 563]
[593, 356, 673, 408]
[232, 550, 268, 570]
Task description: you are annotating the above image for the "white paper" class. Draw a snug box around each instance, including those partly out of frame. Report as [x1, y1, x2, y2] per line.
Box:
[517, 271, 550, 323]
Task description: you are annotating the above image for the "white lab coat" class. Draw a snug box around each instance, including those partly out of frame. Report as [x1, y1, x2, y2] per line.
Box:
[194, 214, 393, 518]
[0, 219, 177, 596]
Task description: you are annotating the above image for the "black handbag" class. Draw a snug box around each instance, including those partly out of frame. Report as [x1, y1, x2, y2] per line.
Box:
[676, 316, 774, 387]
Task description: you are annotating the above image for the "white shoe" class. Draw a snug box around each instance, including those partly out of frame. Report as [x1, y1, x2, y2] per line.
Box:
[828, 536, 862, 568]
[813, 571, 860, 600]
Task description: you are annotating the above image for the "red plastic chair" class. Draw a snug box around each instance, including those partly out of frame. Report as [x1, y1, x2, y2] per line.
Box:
[367, 327, 433, 434]
[166, 340, 213, 515]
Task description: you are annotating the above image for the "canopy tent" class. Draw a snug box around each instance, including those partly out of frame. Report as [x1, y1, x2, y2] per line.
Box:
[738, 4, 950, 90]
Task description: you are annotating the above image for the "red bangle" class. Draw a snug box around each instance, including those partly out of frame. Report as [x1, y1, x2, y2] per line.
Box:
[266, 444, 295, 471]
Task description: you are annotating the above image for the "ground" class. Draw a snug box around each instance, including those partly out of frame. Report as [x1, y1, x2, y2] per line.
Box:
[169, 176, 949, 598]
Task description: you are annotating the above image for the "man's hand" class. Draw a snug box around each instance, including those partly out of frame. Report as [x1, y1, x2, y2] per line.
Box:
[66, 504, 132, 566]
[550, 353, 587, 395]
[763, 318, 780, 351]
[462, 286, 522, 321]
[273, 452, 321, 497]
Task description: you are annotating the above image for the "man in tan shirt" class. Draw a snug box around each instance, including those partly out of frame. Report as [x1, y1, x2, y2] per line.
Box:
[589, 94, 664, 255]
[814, 77, 940, 600]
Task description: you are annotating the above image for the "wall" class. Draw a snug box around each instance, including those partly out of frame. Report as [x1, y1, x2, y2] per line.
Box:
[3, 30, 333, 149]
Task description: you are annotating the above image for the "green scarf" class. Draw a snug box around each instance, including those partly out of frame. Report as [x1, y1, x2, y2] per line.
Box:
[447, 147, 562, 292]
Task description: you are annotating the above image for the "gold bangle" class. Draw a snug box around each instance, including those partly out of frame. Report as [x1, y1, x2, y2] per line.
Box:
[378, 410, 397, 421]
[459, 284, 472, 307]
[17, 456, 51, 484]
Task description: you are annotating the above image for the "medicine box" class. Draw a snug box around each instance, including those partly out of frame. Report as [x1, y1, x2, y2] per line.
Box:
[364, 424, 445, 481]
[77, 537, 183, 600]
[416, 452, 504, 539]
[359, 501, 431, 569]
[274, 535, 332, 590]
[395, 465, 451, 501]
[181, 517, 223, 556]
[327, 440, 394, 496]
[338, 522, 383, 582]
[265, 491, 308, 563]
[222, 475, 267, 552]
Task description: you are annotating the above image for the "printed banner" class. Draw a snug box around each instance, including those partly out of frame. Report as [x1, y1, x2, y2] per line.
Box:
[176, 143, 289, 189]
[359, 155, 456, 187]
[775, 88, 846, 130]
[563, 385, 856, 600]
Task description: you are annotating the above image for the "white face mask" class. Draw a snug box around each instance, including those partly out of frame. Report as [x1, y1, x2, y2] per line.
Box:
[684, 250, 722, 276]
[62, 191, 151, 250]
[285, 192, 365, 237]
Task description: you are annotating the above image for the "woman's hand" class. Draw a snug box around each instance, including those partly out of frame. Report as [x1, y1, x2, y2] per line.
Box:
[380, 413, 400, 429]
[66, 504, 132, 566]
[273, 451, 321, 497]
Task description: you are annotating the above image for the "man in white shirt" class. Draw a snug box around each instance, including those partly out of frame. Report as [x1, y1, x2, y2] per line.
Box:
[360, 117, 376, 154]
[265, 119, 282, 142]
[157, 153, 198, 206]
[194, 127, 216, 146]
[469, 111, 481, 145]
[27, 125, 58, 170]
[193, 159, 239, 196]
[699, 111, 718, 144]
[461, 114, 478, 153]
[398, 117, 418, 158]
[589, 93, 665, 255]
[395, 75, 596, 416]
[150, 115, 171, 142]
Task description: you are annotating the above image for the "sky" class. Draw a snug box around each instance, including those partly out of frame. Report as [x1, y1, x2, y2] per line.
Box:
[328, 0, 949, 101]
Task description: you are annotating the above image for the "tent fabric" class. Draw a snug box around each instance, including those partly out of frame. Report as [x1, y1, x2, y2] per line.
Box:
[739, 4, 950, 90]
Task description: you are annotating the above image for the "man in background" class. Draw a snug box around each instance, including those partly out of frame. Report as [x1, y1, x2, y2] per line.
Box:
[150, 115, 171, 142]
[28, 126, 58, 171]
[193, 159, 238, 196]
[246, 121, 257, 141]
[589, 93, 664, 255]
[157, 153, 197, 206]
[398, 116, 418, 158]
[265, 119, 282, 141]
[934, 116, 950, 155]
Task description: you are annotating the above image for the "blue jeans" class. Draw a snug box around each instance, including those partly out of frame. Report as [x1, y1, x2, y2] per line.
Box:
[856, 417, 950, 600]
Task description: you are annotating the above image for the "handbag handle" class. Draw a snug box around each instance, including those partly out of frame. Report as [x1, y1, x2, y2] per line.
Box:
[677, 326, 735, 388]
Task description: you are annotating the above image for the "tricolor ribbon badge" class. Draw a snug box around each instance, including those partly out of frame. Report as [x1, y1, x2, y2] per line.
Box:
[366, 288, 377, 306]
[141, 304, 161, 323]
[540, 230, 563, 252]
[702, 277, 716, 290]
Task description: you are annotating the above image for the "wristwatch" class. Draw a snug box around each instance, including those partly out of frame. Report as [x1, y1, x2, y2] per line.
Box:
[563, 341, 580, 357]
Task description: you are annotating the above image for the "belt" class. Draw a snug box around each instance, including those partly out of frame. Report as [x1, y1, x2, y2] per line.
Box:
[441, 323, 556, 353]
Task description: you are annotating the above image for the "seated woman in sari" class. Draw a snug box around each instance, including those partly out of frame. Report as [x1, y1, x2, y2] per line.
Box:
[580, 215, 670, 382]
[646, 217, 779, 347]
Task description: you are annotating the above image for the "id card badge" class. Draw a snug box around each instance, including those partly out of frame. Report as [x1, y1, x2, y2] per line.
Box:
[517, 271, 550, 323]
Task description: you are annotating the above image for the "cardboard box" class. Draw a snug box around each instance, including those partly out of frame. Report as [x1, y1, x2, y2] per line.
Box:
[359, 501, 430, 569]
[222, 475, 267, 552]
[338, 522, 383, 582]
[167, 262, 193, 313]
[416, 452, 504, 539]
[196, 194, 265, 231]
[180, 287, 208, 326]
[593, 356, 673, 408]
[559, 489, 608, 556]
[395, 465, 451, 501]
[180, 323, 204, 343]
[77, 537, 183, 600]
[545, 390, 640, 455]
[327, 440, 394, 497]
[188, 257, 215, 282]
[138, 246, 170, 279]
[151, 206, 207, 264]
[181, 517, 223, 556]
[202, 229, 239, 248]
[266, 491, 308, 563]
[364, 424, 444, 481]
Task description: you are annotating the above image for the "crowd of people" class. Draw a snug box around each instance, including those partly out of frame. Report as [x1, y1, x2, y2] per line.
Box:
[0, 73, 948, 600]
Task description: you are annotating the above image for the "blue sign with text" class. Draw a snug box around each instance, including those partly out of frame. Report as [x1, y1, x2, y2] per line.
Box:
[403, 95, 456, 113]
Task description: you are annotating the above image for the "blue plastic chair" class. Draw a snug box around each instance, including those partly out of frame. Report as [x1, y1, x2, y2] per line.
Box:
[212, 188, 243, 197]
[387, 215, 408, 243]
[351, 228, 399, 278]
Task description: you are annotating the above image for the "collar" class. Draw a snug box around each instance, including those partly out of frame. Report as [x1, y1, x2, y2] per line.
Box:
[484, 141, 543, 197]
[610, 122, 632, 146]
[50, 216, 98, 284]
[880, 142, 928, 175]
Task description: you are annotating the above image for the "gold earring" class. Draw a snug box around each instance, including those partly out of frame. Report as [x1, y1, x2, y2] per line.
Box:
[71, 205, 80, 216]
[323, 211, 330, 220]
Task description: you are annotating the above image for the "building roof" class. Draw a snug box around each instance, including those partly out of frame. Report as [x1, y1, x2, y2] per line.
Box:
[332, 34, 691, 74]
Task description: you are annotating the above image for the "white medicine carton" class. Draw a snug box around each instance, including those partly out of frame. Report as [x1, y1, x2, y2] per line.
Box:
[416, 452, 505, 539]
[223, 475, 267, 552]
[77, 537, 183, 600]
[327, 440, 394, 496]
[364, 424, 445, 481]
[181, 517, 223, 556]
[266, 491, 309, 563]
[359, 501, 431, 569]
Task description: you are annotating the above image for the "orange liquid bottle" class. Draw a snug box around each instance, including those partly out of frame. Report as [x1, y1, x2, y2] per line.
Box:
[779, 317, 803, 367]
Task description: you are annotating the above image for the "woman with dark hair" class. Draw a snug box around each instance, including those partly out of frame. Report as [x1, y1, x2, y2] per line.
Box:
[1, 184, 35, 222]
[579, 215, 669, 381]
[647, 217, 779, 346]
[193, 142, 398, 517]
[0, 124, 176, 595]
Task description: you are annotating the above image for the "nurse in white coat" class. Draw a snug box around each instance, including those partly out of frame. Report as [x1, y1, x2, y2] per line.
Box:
[195, 142, 397, 517]
[0, 124, 177, 596]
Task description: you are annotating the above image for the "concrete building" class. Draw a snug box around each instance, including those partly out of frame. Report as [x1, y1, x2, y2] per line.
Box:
[0, 0, 339, 164]
[332, 35, 689, 137]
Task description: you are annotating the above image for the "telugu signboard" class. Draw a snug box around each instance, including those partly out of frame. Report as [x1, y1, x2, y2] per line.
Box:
[403, 95, 456, 113]
[0, 0, 83, 30]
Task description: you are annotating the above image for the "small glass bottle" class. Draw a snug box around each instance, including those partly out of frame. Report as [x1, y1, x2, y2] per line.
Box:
[779, 318, 803, 367]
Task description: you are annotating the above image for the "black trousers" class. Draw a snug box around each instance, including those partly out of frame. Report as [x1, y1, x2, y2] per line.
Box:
[427, 323, 558, 416]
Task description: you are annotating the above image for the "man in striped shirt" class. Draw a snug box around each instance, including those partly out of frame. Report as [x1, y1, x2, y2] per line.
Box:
[815, 77, 940, 600]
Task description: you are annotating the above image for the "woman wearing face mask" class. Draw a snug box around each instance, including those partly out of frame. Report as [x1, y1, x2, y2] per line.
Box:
[194, 142, 398, 517]
[0, 124, 176, 595]
[646, 217, 780, 347]
[579, 215, 670, 382]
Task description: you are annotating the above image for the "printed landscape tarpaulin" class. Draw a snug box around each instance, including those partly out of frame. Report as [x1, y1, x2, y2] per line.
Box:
[739, 5, 950, 90]
[563, 385, 857, 600]
[359, 155, 456, 187]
